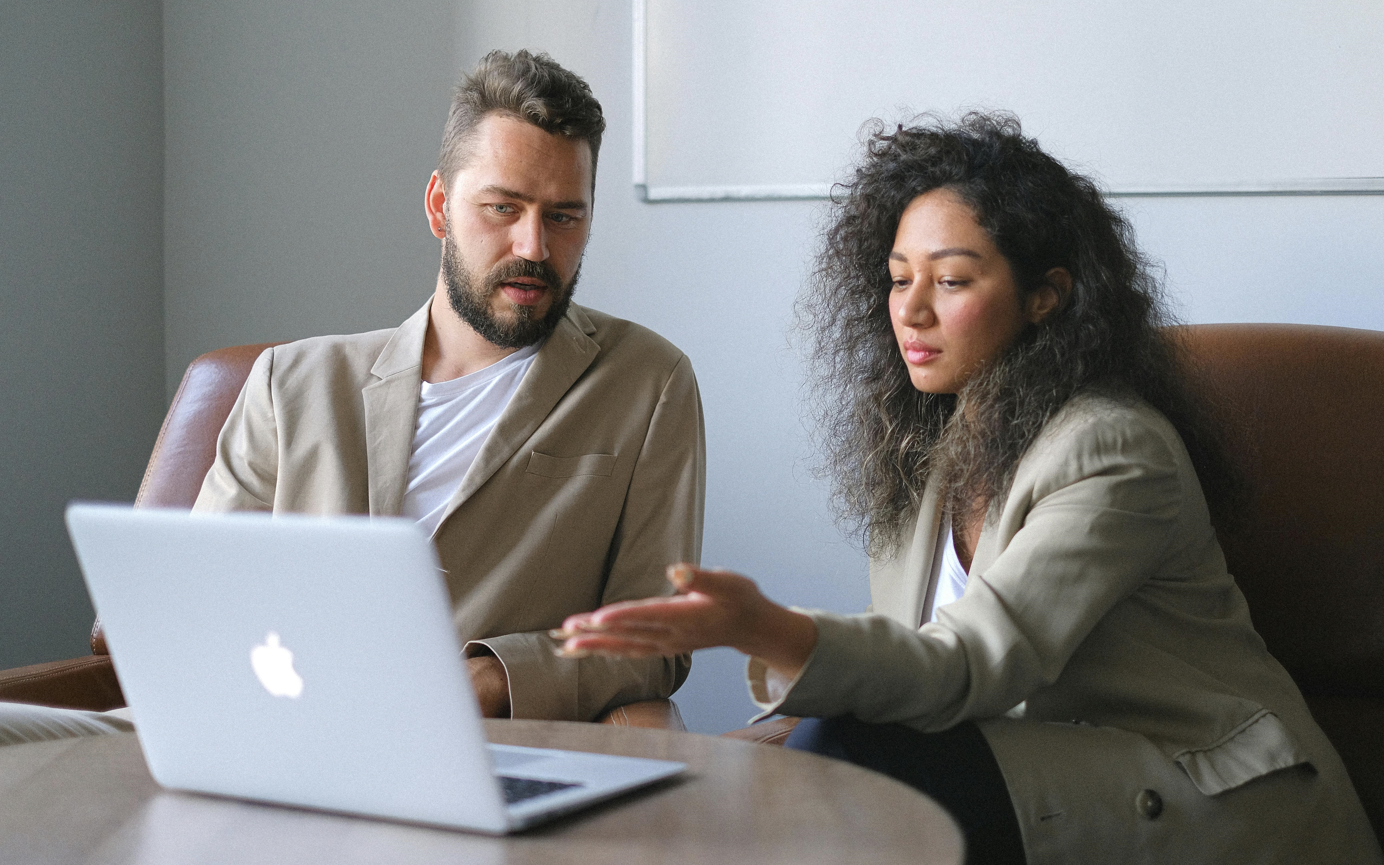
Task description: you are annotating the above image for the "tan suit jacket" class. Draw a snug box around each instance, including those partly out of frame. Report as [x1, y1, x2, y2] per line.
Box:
[752, 393, 1379, 864]
[196, 300, 704, 721]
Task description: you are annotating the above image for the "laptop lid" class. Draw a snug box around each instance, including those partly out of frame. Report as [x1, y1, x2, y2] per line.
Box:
[67, 503, 518, 832]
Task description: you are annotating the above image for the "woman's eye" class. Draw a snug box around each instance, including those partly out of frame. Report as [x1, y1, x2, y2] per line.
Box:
[938, 278, 967, 289]
[890, 277, 910, 290]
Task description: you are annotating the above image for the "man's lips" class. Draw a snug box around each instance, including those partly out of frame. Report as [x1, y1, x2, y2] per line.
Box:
[902, 341, 940, 365]
[500, 280, 548, 306]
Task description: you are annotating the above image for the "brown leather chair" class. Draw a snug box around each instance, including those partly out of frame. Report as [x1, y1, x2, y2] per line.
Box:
[724, 323, 1384, 841]
[0, 344, 684, 731]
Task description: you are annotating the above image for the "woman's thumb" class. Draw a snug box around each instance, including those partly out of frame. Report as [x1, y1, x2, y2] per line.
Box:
[666, 563, 736, 595]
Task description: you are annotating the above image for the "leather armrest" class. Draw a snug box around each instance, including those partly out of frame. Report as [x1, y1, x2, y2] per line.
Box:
[0, 655, 126, 712]
[720, 715, 800, 746]
[596, 699, 686, 731]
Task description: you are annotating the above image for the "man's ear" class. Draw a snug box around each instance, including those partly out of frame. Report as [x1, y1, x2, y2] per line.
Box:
[1026, 267, 1071, 324]
[425, 171, 447, 239]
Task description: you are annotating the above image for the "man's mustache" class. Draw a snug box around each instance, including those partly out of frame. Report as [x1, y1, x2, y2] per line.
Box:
[487, 259, 564, 293]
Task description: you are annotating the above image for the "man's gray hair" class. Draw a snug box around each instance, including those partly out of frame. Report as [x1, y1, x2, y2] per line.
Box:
[437, 49, 605, 188]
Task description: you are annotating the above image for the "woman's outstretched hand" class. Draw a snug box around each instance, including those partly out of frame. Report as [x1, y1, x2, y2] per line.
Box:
[550, 564, 819, 679]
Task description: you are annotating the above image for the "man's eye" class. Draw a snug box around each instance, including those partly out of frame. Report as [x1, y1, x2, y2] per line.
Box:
[491, 204, 516, 214]
[548, 212, 578, 224]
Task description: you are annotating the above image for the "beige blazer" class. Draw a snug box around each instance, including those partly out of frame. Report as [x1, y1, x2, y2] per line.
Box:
[196, 300, 705, 721]
[752, 393, 1380, 864]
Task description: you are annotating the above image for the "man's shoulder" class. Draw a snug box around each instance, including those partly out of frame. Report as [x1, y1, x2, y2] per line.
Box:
[573, 304, 689, 372]
[264, 325, 399, 370]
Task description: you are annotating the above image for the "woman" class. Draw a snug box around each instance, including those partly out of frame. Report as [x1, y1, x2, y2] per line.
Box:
[555, 114, 1381, 864]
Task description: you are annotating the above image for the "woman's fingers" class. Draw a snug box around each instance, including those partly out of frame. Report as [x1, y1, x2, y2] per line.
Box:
[551, 564, 767, 659]
[665, 563, 749, 597]
[555, 630, 676, 659]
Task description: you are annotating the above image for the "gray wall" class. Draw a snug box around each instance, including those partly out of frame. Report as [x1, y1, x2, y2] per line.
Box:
[0, 1, 166, 668]
[163, 0, 457, 394]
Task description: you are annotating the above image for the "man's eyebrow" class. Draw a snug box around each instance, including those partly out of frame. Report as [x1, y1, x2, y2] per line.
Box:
[478, 185, 533, 202]
[477, 185, 588, 211]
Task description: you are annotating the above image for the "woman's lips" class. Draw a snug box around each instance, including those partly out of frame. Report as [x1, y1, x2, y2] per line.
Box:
[903, 342, 940, 365]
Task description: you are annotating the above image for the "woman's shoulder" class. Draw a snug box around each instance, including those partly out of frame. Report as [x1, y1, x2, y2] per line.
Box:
[1018, 389, 1191, 488]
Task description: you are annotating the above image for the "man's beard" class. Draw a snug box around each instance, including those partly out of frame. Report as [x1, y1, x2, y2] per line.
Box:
[442, 230, 579, 349]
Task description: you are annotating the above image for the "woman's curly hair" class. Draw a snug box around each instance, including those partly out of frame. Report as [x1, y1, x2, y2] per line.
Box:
[798, 112, 1240, 555]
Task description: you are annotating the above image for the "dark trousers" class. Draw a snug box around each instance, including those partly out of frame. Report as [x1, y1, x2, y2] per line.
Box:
[785, 716, 1026, 865]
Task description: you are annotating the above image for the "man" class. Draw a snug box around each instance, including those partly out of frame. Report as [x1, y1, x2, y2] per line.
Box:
[0, 49, 702, 740]
[192, 49, 703, 721]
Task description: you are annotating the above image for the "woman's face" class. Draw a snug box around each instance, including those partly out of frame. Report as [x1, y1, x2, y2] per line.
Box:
[888, 189, 1048, 394]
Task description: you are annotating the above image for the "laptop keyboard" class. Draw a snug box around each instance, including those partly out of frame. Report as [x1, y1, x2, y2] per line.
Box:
[499, 775, 582, 804]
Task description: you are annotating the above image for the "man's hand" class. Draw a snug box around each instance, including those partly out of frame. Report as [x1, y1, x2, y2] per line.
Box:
[466, 654, 511, 718]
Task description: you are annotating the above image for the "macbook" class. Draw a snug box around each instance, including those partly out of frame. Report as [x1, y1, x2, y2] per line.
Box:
[64, 503, 685, 833]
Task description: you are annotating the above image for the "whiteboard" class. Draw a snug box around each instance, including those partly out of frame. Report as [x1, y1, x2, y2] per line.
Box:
[634, 0, 1384, 201]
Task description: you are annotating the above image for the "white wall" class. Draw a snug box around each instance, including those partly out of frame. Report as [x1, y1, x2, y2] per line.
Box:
[454, 0, 1384, 734]
[0, 1, 166, 668]
[642, 0, 1384, 195]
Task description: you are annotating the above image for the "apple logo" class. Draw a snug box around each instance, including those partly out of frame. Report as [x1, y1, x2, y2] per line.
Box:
[250, 632, 304, 698]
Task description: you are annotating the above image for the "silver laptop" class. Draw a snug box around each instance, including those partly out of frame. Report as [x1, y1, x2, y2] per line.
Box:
[65, 503, 685, 834]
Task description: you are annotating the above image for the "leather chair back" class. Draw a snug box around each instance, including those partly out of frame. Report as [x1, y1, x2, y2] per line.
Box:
[1177, 323, 1384, 838]
[135, 344, 280, 510]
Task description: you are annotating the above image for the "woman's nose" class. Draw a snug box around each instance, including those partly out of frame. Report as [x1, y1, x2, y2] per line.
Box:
[894, 285, 935, 328]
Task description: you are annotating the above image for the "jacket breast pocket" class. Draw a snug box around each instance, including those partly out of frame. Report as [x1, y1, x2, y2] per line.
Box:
[525, 451, 616, 479]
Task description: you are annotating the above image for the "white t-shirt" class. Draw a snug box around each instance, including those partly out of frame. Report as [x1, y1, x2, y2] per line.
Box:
[401, 343, 539, 535]
[927, 516, 970, 623]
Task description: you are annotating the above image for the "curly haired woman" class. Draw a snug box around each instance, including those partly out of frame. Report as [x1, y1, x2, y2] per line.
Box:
[555, 113, 1381, 864]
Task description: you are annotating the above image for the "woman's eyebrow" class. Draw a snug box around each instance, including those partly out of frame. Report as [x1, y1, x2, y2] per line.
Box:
[888, 248, 983, 262]
[928, 247, 981, 261]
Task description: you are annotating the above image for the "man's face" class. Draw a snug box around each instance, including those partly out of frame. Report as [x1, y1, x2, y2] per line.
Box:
[438, 114, 593, 348]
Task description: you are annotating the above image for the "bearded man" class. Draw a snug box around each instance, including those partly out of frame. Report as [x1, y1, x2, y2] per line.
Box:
[190, 50, 704, 722]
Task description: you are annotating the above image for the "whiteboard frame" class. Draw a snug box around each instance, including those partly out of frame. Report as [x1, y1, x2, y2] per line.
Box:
[631, 0, 1384, 203]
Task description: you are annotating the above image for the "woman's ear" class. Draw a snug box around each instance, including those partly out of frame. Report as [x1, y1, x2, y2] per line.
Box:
[1026, 267, 1072, 324]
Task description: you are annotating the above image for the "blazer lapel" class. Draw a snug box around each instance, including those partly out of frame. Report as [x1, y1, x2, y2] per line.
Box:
[435, 305, 600, 526]
[870, 477, 944, 628]
[362, 301, 429, 516]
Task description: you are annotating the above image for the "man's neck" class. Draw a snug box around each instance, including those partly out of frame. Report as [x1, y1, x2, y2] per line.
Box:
[421, 282, 522, 383]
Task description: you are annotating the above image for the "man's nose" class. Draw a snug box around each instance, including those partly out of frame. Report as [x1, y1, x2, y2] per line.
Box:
[511, 211, 549, 262]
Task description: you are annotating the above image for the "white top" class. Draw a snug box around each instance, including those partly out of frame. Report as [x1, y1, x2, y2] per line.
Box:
[401, 343, 540, 535]
[927, 517, 970, 624]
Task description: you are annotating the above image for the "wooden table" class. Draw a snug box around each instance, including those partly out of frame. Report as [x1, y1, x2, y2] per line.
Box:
[0, 720, 963, 864]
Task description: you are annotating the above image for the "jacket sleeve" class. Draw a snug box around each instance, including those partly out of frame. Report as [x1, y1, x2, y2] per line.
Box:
[469, 353, 705, 721]
[751, 406, 1183, 731]
[193, 347, 278, 513]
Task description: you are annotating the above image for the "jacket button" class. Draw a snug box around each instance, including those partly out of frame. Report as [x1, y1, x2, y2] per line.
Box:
[1135, 789, 1164, 820]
